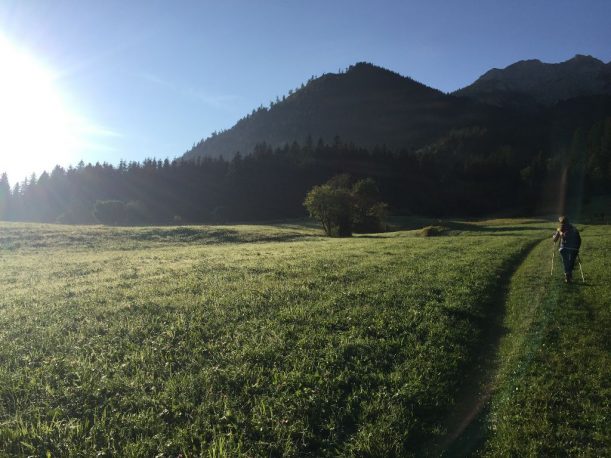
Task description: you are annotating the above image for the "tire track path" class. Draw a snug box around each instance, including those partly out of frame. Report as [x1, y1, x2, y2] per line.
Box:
[435, 237, 545, 456]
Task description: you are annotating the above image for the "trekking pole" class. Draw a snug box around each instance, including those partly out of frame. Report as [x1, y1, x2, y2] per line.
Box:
[551, 243, 556, 276]
[577, 254, 585, 283]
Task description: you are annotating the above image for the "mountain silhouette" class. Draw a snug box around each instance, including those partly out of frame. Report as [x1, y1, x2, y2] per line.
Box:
[183, 62, 499, 160]
[183, 57, 611, 161]
[455, 55, 611, 107]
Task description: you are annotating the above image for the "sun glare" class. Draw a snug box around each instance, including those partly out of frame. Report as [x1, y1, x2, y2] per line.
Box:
[0, 35, 79, 184]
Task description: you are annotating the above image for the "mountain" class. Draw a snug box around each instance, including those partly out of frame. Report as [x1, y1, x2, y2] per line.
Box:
[183, 57, 611, 162]
[454, 55, 611, 107]
[183, 63, 500, 160]
[8, 60, 611, 224]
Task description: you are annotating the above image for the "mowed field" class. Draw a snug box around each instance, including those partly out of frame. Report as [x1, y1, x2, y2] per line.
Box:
[0, 220, 608, 456]
[482, 223, 610, 457]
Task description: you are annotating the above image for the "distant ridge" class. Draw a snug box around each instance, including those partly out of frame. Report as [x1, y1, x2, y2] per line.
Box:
[454, 55, 611, 107]
[183, 56, 611, 161]
[183, 62, 498, 160]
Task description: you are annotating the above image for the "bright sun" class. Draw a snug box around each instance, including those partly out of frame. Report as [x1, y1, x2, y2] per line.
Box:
[0, 35, 79, 184]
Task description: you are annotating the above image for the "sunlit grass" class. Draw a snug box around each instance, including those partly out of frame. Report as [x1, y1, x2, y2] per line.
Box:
[0, 220, 547, 455]
[482, 225, 610, 456]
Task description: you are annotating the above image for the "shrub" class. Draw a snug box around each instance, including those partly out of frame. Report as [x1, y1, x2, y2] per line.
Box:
[420, 225, 447, 237]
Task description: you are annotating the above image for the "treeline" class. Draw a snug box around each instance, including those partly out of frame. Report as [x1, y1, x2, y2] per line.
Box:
[1, 117, 610, 225]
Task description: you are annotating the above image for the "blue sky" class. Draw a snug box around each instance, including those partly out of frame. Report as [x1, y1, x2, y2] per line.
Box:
[1, 0, 610, 183]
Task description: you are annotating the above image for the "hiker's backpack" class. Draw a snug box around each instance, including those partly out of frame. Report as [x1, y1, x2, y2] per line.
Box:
[563, 225, 581, 250]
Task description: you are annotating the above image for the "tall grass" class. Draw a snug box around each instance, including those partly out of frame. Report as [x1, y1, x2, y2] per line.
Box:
[0, 222, 543, 456]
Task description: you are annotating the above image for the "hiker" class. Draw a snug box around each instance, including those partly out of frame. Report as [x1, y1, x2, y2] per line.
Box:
[552, 216, 581, 283]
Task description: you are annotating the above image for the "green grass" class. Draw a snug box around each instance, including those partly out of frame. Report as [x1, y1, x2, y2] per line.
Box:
[1, 219, 605, 456]
[0, 221, 322, 251]
[482, 224, 610, 456]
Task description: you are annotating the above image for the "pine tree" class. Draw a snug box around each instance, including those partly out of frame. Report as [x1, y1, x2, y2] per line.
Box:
[0, 173, 10, 220]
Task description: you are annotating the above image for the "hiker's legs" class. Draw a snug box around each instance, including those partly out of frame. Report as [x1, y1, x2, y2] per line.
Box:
[568, 251, 578, 272]
[560, 249, 575, 282]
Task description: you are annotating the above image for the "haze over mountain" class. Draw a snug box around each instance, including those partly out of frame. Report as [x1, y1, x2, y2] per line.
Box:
[183, 56, 611, 162]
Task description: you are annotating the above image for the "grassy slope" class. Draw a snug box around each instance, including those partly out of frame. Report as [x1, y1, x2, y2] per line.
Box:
[482, 224, 610, 456]
[0, 222, 541, 456]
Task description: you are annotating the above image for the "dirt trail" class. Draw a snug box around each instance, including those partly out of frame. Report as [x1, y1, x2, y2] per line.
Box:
[434, 239, 544, 456]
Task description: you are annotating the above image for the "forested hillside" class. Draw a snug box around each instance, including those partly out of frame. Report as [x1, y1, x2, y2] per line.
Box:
[183, 62, 502, 161]
[455, 55, 611, 108]
[1, 59, 611, 224]
[1, 108, 609, 224]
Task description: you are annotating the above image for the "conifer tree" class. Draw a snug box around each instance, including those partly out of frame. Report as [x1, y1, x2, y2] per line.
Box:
[0, 173, 10, 220]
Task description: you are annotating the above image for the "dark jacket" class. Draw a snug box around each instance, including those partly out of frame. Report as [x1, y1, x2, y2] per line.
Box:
[553, 224, 581, 251]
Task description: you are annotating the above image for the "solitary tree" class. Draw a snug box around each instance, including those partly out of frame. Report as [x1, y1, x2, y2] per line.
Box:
[304, 184, 353, 236]
[304, 175, 387, 237]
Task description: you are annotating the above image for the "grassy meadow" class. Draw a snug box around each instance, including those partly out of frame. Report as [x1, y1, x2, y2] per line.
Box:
[482, 224, 610, 456]
[0, 220, 607, 456]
